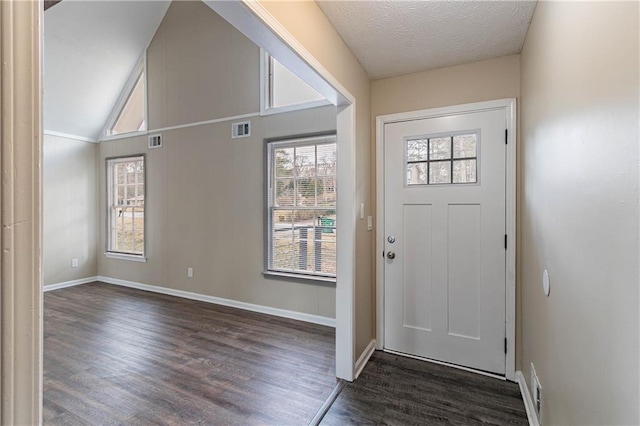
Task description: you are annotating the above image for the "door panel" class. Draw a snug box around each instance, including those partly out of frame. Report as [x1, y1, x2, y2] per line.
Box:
[383, 108, 506, 374]
[402, 204, 432, 331]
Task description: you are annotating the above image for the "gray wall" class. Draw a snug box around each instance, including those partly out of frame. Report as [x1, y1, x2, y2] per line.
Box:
[520, 1, 639, 424]
[43, 134, 98, 285]
[96, 1, 336, 318]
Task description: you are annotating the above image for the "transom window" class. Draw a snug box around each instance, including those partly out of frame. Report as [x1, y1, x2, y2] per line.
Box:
[107, 156, 145, 257]
[266, 134, 337, 280]
[262, 51, 328, 114]
[104, 60, 146, 138]
[406, 132, 478, 185]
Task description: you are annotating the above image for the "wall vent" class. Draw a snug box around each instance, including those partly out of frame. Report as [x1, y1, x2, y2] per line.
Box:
[530, 363, 542, 421]
[232, 121, 251, 139]
[148, 134, 162, 149]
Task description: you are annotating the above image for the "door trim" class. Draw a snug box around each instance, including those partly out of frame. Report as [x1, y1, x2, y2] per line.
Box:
[375, 99, 517, 381]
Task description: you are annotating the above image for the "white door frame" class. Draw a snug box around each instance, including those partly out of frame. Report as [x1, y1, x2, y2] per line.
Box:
[375, 99, 517, 381]
[203, 1, 357, 381]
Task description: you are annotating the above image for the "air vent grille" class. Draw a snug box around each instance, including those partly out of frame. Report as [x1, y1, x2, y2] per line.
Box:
[232, 121, 251, 139]
[148, 134, 162, 149]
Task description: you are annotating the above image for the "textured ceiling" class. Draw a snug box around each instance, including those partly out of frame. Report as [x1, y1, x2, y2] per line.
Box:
[44, 1, 170, 140]
[316, 0, 537, 79]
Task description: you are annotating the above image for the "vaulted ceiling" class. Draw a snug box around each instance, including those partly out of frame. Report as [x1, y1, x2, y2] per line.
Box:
[44, 0, 170, 140]
[316, 1, 537, 79]
[45, 0, 536, 140]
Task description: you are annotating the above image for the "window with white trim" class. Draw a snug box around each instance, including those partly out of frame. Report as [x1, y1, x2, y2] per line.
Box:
[267, 134, 337, 280]
[263, 51, 328, 114]
[104, 61, 146, 137]
[107, 156, 145, 257]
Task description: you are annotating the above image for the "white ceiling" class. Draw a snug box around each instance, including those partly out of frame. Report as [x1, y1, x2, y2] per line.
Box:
[316, 0, 537, 80]
[44, 1, 170, 140]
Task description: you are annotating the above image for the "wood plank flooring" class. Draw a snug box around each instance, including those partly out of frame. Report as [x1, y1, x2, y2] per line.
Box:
[44, 282, 337, 425]
[320, 351, 528, 426]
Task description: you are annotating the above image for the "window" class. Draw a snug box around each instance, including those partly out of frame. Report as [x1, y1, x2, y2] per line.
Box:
[107, 156, 145, 258]
[406, 132, 478, 185]
[266, 134, 337, 280]
[104, 61, 146, 138]
[262, 51, 328, 114]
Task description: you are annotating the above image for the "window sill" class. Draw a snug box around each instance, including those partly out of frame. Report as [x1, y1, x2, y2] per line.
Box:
[105, 252, 147, 263]
[263, 270, 336, 285]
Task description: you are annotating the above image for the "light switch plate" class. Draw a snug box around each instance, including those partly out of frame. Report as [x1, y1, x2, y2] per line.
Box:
[367, 216, 373, 231]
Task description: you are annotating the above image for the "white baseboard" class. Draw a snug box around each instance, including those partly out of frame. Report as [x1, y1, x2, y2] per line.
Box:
[43, 276, 99, 292]
[96, 276, 336, 328]
[516, 370, 540, 426]
[354, 339, 376, 379]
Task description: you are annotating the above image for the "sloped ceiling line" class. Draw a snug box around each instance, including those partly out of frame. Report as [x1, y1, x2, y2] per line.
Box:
[44, 0, 171, 141]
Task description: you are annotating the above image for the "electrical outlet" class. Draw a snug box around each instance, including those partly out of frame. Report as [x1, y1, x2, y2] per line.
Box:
[187, 267, 193, 278]
[531, 363, 542, 421]
[71, 258, 79, 268]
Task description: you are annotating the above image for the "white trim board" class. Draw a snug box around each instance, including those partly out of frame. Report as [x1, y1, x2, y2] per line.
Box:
[354, 339, 376, 379]
[375, 99, 517, 381]
[43, 276, 99, 292]
[44, 129, 98, 143]
[516, 370, 540, 426]
[96, 276, 336, 328]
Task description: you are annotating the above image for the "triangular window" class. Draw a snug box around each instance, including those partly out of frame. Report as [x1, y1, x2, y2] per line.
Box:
[105, 62, 146, 137]
[263, 52, 328, 114]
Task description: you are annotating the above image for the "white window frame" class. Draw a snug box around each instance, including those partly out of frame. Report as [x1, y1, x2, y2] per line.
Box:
[100, 56, 148, 141]
[265, 133, 337, 283]
[106, 155, 147, 262]
[260, 49, 331, 116]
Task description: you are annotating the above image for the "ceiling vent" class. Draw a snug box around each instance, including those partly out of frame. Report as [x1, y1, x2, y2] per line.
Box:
[148, 133, 162, 149]
[232, 121, 251, 139]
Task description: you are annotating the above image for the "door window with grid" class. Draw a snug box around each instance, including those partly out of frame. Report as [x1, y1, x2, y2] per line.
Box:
[107, 156, 145, 257]
[267, 134, 337, 280]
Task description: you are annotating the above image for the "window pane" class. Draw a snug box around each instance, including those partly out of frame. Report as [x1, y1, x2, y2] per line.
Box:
[429, 137, 451, 160]
[296, 177, 317, 206]
[274, 147, 294, 177]
[453, 159, 477, 183]
[270, 56, 326, 108]
[453, 134, 477, 159]
[407, 162, 428, 185]
[316, 143, 336, 176]
[274, 178, 294, 206]
[429, 161, 451, 184]
[407, 139, 428, 162]
[317, 176, 336, 207]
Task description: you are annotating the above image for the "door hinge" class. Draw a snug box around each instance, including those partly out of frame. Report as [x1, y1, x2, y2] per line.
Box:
[504, 337, 508, 354]
[504, 234, 508, 250]
[505, 128, 508, 145]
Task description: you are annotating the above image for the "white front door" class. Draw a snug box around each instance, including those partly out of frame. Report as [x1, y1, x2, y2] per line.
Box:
[383, 108, 507, 375]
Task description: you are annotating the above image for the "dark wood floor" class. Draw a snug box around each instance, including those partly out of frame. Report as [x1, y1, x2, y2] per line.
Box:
[320, 351, 528, 426]
[45, 283, 527, 426]
[44, 282, 337, 425]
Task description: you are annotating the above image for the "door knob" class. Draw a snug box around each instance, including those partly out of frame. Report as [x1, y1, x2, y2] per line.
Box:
[387, 251, 396, 260]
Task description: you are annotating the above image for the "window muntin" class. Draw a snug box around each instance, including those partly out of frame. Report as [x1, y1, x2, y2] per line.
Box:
[264, 52, 327, 113]
[107, 156, 145, 256]
[267, 135, 337, 279]
[406, 132, 478, 185]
